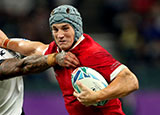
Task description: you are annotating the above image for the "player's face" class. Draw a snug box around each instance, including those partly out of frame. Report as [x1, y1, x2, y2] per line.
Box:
[51, 23, 75, 51]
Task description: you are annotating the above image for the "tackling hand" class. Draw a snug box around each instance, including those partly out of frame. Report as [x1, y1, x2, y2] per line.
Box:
[56, 51, 80, 68]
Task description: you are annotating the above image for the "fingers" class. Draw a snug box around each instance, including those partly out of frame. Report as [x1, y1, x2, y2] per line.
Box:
[73, 81, 98, 106]
[67, 52, 79, 63]
[73, 91, 92, 107]
[73, 91, 85, 104]
[66, 61, 77, 68]
[60, 58, 77, 68]
[73, 91, 79, 97]
[64, 52, 80, 67]
[76, 81, 89, 91]
[73, 91, 83, 104]
[56, 51, 80, 68]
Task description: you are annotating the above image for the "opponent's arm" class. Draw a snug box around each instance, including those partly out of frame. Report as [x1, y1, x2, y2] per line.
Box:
[6, 39, 48, 56]
[73, 67, 139, 106]
[0, 30, 48, 56]
[0, 54, 55, 80]
[0, 52, 80, 80]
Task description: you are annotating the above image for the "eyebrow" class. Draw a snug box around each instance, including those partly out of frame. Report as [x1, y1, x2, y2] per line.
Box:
[62, 24, 69, 28]
[52, 24, 69, 28]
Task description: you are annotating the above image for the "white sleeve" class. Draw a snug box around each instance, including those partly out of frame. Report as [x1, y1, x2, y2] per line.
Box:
[110, 64, 127, 81]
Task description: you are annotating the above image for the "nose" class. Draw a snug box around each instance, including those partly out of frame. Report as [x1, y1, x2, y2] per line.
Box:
[57, 31, 64, 39]
[57, 34, 64, 38]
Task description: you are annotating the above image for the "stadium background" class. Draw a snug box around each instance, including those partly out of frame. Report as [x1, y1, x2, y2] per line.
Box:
[0, 0, 160, 114]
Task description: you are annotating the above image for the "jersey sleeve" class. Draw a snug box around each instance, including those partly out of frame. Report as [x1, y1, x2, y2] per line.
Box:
[96, 51, 126, 82]
[82, 51, 126, 83]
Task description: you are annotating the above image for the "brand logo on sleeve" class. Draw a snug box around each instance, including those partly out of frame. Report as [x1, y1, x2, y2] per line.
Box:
[0, 50, 5, 56]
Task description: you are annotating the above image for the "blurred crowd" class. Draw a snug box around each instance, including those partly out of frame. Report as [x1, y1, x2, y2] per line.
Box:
[0, 0, 159, 67]
[0, 0, 82, 43]
[100, 0, 160, 67]
[0, 1, 159, 114]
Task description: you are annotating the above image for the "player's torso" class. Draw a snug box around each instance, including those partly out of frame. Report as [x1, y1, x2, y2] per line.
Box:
[49, 37, 111, 102]
[53, 45, 124, 114]
[0, 48, 24, 115]
[44, 35, 124, 114]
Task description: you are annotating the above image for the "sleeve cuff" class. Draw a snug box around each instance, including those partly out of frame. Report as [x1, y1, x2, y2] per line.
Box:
[110, 64, 127, 81]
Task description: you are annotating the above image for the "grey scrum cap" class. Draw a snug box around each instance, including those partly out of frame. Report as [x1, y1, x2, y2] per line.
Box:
[49, 5, 83, 42]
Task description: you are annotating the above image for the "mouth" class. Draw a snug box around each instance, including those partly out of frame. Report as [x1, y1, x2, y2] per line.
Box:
[58, 40, 67, 45]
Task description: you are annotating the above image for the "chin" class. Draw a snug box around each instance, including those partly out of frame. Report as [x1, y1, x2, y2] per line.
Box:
[60, 47, 68, 51]
[61, 47, 71, 51]
[59, 45, 71, 51]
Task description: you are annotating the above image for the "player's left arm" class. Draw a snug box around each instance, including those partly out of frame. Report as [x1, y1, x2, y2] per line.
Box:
[74, 67, 139, 106]
[97, 67, 139, 100]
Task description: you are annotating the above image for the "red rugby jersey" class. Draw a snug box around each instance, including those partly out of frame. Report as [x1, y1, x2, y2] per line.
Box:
[45, 34, 125, 115]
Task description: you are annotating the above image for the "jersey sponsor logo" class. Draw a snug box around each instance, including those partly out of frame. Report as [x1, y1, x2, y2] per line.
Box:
[0, 50, 5, 57]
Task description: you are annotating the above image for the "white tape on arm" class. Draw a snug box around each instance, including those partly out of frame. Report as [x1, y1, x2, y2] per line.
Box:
[110, 64, 127, 81]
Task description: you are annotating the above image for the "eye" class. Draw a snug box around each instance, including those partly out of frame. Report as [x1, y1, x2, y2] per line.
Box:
[52, 27, 58, 32]
[63, 27, 69, 31]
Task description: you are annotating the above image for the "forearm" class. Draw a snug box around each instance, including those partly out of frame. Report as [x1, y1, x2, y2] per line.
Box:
[1, 39, 46, 56]
[0, 30, 33, 56]
[0, 58, 23, 80]
[0, 53, 57, 80]
[2, 39, 30, 56]
[96, 68, 139, 102]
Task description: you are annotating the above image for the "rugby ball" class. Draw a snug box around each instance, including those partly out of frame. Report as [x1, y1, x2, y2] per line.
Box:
[71, 67, 108, 106]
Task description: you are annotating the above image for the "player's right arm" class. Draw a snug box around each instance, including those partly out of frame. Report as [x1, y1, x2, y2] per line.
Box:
[0, 55, 51, 80]
[0, 52, 80, 80]
[0, 30, 48, 56]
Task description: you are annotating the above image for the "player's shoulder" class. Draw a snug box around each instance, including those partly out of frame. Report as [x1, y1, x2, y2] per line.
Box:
[48, 41, 57, 49]
[48, 41, 56, 45]
[44, 41, 57, 55]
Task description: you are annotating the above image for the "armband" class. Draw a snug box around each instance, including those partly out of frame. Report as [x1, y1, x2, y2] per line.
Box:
[47, 53, 58, 66]
[2, 38, 27, 49]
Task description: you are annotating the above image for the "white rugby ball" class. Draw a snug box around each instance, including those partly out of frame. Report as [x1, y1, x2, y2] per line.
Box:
[71, 67, 108, 106]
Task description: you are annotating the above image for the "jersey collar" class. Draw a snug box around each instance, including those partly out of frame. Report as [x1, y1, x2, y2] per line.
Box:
[57, 35, 85, 52]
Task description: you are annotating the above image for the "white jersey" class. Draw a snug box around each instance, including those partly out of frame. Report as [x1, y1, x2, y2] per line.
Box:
[0, 48, 24, 115]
